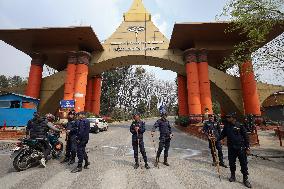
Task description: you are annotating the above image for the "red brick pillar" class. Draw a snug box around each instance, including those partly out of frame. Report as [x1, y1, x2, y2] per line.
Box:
[198, 49, 213, 114]
[91, 75, 102, 115]
[74, 51, 91, 112]
[240, 61, 261, 115]
[85, 79, 93, 112]
[63, 52, 77, 100]
[25, 53, 46, 99]
[177, 74, 189, 116]
[184, 49, 202, 120]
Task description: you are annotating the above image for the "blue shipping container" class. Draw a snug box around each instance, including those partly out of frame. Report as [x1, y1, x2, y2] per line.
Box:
[0, 93, 39, 127]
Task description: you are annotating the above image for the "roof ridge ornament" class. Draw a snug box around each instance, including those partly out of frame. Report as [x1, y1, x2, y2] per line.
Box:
[124, 0, 151, 22]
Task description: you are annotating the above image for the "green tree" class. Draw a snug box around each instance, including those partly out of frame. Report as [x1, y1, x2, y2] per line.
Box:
[9, 75, 26, 88]
[219, 0, 284, 74]
[0, 75, 9, 88]
[100, 66, 130, 115]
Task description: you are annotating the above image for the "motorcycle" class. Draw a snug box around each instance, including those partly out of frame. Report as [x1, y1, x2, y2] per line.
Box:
[10, 138, 44, 171]
[11, 132, 63, 171]
[47, 131, 64, 159]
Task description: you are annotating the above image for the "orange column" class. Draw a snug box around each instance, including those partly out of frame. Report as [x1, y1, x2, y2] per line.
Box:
[198, 49, 213, 114]
[74, 51, 91, 112]
[177, 74, 189, 116]
[85, 79, 93, 112]
[63, 52, 77, 100]
[91, 75, 102, 115]
[184, 49, 202, 116]
[240, 61, 261, 115]
[25, 53, 45, 99]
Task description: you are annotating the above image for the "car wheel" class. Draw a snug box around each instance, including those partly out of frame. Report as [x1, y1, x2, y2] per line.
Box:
[105, 127, 108, 131]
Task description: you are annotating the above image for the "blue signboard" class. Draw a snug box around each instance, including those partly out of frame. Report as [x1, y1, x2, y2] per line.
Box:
[60, 100, 75, 108]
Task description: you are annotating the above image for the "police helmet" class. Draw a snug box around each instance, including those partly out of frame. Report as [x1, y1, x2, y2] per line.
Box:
[45, 113, 55, 122]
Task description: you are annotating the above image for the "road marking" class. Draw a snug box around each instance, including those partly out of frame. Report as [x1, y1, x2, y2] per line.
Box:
[40, 170, 79, 189]
[0, 169, 37, 189]
[150, 169, 186, 189]
[101, 169, 127, 189]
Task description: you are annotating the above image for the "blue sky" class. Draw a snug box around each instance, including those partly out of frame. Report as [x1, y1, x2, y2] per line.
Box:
[0, 0, 229, 81]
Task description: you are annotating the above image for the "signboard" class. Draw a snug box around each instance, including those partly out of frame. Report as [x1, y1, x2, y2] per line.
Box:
[60, 100, 75, 108]
[110, 26, 165, 52]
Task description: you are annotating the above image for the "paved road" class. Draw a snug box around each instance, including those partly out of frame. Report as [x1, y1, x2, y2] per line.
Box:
[0, 118, 284, 189]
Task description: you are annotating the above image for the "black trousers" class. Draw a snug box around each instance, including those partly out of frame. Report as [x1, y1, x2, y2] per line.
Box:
[32, 138, 50, 160]
[228, 148, 249, 176]
[132, 139, 148, 163]
[157, 136, 171, 158]
[77, 141, 88, 167]
[208, 140, 224, 164]
[65, 135, 77, 160]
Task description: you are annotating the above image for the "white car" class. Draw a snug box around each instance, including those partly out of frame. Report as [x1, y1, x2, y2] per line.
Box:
[87, 118, 108, 133]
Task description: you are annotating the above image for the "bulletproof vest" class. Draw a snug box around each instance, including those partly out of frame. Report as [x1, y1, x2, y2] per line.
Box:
[131, 121, 144, 139]
[225, 122, 246, 149]
[77, 119, 90, 141]
[204, 121, 220, 138]
[29, 117, 49, 139]
[157, 119, 171, 135]
[67, 120, 78, 135]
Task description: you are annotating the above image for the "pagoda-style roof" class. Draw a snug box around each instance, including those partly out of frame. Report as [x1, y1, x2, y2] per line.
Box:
[169, 22, 284, 68]
[0, 27, 103, 71]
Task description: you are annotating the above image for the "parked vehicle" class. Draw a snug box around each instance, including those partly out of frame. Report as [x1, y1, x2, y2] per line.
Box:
[87, 117, 108, 133]
[11, 132, 63, 171]
[47, 131, 64, 159]
[11, 138, 44, 171]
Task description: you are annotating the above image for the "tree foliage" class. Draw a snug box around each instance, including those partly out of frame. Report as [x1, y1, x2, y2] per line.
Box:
[219, 0, 284, 82]
[100, 66, 177, 120]
[0, 75, 27, 90]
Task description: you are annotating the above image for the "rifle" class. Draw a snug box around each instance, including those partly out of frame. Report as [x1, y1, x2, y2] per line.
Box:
[152, 132, 159, 169]
[136, 130, 142, 169]
[209, 131, 221, 181]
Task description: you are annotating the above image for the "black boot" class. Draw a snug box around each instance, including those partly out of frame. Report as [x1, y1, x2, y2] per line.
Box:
[154, 156, 160, 167]
[243, 175, 252, 188]
[145, 163, 150, 169]
[229, 172, 236, 182]
[71, 165, 82, 173]
[219, 162, 228, 168]
[84, 161, 90, 169]
[134, 163, 139, 169]
[163, 157, 170, 166]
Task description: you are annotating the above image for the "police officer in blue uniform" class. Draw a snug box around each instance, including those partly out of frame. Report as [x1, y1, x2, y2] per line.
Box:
[130, 113, 150, 169]
[71, 112, 90, 173]
[218, 113, 252, 188]
[61, 110, 78, 165]
[202, 114, 227, 167]
[152, 111, 173, 167]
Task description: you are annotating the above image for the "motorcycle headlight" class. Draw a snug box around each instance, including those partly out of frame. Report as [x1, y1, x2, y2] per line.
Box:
[55, 143, 62, 150]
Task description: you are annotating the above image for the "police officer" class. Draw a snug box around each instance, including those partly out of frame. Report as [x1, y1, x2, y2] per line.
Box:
[61, 110, 78, 165]
[71, 112, 90, 173]
[218, 113, 252, 188]
[202, 114, 227, 167]
[130, 113, 150, 169]
[151, 111, 173, 167]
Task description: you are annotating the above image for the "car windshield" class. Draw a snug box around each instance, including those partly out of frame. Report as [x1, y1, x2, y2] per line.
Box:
[87, 118, 97, 123]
